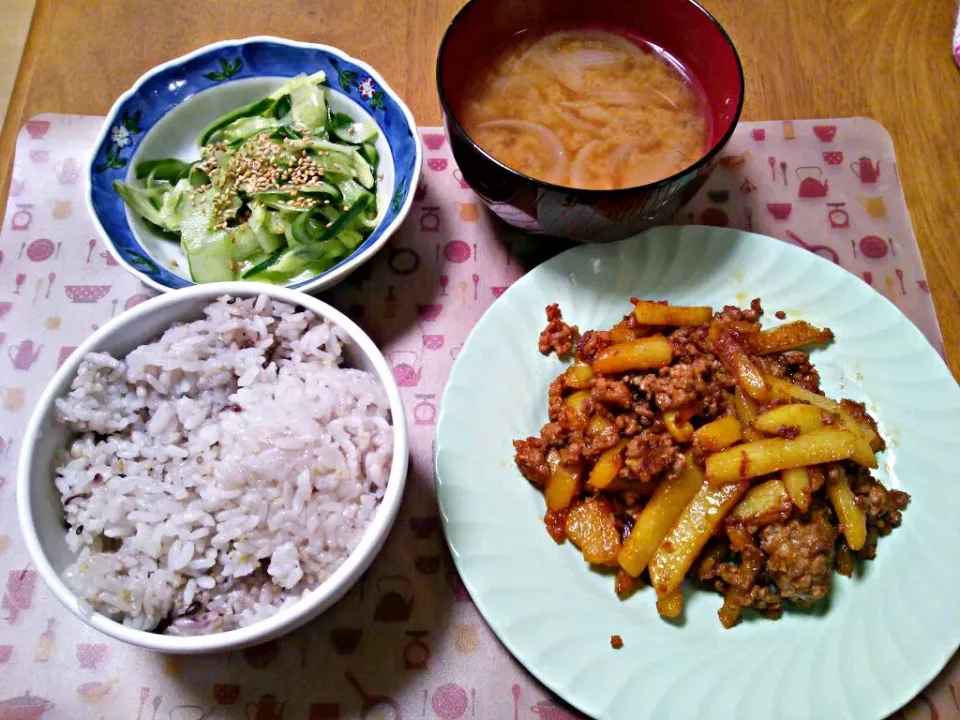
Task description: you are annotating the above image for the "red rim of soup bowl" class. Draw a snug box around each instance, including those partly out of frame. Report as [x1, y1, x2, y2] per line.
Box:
[436, 0, 745, 239]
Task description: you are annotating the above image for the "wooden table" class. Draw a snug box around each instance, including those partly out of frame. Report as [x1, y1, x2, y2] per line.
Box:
[2, 0, 959, 381]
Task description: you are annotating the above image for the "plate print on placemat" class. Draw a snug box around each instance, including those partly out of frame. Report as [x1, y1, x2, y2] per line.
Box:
[435, 225, 960, 720]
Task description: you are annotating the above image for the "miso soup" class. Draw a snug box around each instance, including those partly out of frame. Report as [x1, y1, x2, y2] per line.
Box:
[460, 28, 710, 189]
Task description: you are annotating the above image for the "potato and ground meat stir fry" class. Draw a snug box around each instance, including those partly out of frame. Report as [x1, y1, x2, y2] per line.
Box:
[514, 298, 909, 628]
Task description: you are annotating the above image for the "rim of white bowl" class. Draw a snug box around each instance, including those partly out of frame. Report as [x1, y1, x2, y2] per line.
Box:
[17, 282, 409, 653]
[85, 35, 423, 294]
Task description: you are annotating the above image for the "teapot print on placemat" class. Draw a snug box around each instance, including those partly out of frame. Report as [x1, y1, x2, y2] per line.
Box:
[8, 340, 42, 371]
[55, 158, 80, 185]
[374, 576, 414, 622]
[245, 695, 287, 720]
[796, 167, 828, 198]
[851, 156, 881, 184]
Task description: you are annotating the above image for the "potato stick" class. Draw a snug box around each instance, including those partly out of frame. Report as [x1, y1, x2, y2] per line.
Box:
[712, 331, 770, 402]
[648, 481, 748, 597]
[766, 376, 878, 468]
[825, 465, 867, 550]
[564, 361, 594, 390]
[544, 460, 582, 512]
[734, 389, 764, 440]
[663, 409, 695, 442]
[729, 478, 791, 525]
[564, 390, 591, 418]
[753, 403, 830, 435]
[781, 467, 812, 512]
[565, 499, 621, 566]
[587, 414, 615, 436]
[704, 427, 858, 484]
[733, 387, 758, 427]
[592, 336, 673, 374]
[618, 459, 705, 577]
[693, 415, 742, 452]
[608, 316, 652, 343]
[656, 587, 684, 618]
[588, 440, 627, 490]
[632, 301, 713, 326]
[753, 320, 834, 355]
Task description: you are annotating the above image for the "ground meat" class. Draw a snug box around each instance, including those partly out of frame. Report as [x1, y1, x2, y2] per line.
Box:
[614, 567, 638, 598]
[715, 298, 763, 324]
[695, 540, 730, 582]
[717, 541, 765, 590]
[615, 412, 642, 437]
[592, 377, 633, 409]
[759, 508, 837, 607]
[513, 437, 550, 486]
[543, 509, 569, 544]
[574, 330, 612, 364]
[846, 467, 909, 533]
[699, 377, 735, 421]
[583, 424, 621, 459]
[759, 350, 821, 393]
[775, 310, 787, 320]
[539, 422, 566, 447]
[634, 363, 699, 411]
[610, 634, 624, 649]
[668, 324, 712, 364]
[623, 429, 682, 483]
[539, 304, 578, 358]
[547, 375, 566, 422]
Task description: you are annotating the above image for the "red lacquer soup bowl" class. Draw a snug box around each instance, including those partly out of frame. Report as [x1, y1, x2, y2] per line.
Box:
[436, 0, 744, 242]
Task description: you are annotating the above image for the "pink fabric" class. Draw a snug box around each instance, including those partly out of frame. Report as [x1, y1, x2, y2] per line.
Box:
[0, 114, 953, 720]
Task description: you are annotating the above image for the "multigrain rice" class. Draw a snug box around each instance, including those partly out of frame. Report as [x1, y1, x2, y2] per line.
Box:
[53, 295, 392, 634]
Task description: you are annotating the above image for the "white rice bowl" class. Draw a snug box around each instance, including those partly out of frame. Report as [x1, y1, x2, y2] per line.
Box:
[18, 284, 407, 653]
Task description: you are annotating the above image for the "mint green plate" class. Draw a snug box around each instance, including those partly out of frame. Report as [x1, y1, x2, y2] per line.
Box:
[435, 226, 960, 720]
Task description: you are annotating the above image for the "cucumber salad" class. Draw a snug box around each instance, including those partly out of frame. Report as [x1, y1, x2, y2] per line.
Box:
[113, 71, 381, 284]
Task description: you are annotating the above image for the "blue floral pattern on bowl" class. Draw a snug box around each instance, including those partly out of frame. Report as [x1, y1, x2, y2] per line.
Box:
[87, 37, 422, 292]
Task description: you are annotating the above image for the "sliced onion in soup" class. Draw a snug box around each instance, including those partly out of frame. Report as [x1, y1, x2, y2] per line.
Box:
[476, 119, 569, 184]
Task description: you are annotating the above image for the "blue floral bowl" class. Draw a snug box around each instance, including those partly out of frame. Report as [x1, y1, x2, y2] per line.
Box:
[87, 37, 422, 293]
